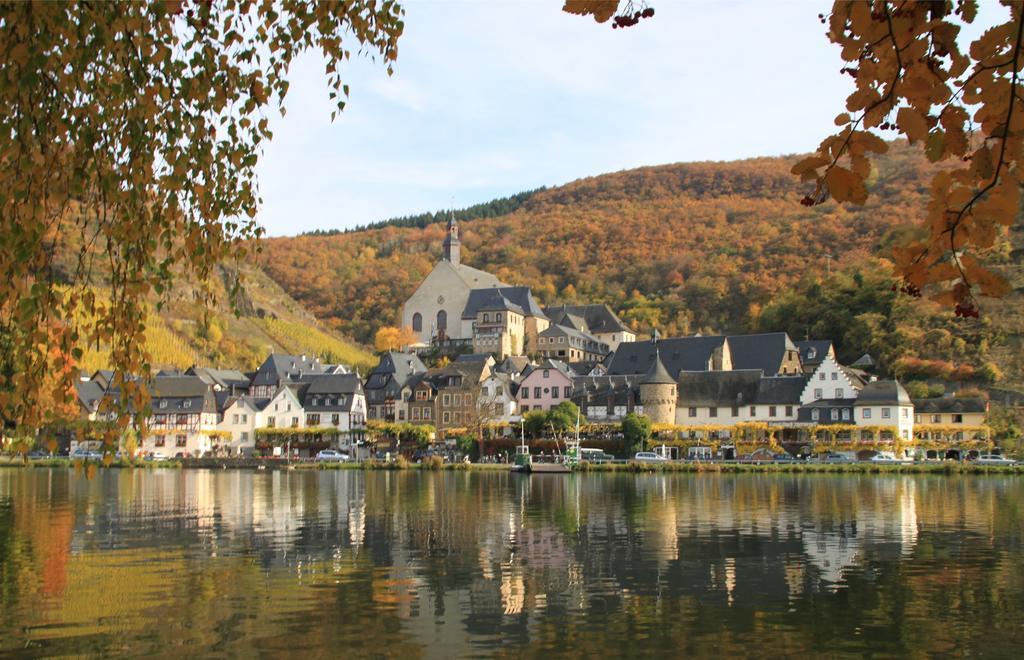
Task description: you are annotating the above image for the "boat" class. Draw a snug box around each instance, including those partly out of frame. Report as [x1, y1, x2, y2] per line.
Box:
[510, 411, 579, 474]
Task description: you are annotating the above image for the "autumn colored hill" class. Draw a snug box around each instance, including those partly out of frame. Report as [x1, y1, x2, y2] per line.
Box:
[258, 142, 1023, 390]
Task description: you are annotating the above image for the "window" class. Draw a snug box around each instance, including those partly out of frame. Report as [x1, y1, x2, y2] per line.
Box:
[785, 406, 793, 416]
[286, 403, 291, 412]
[835, 388, 843, 398]
[902, 408, 910, 419]
[442, 393, 451, 406]
[819, 373, 825, 381]
[731, 406, 739, 417]
[398, 410, 405, 421]
[241, 414, 247, 423]
[688, 407, 697, 417]
[176, 435, 187, 447]
[496, 313, 502, 322]
[442, 411, 450, 424]
[749, 406, 756, 416]
[952, 413, 963, 423]
[241, 431, 249, 441]
[483, 312, 490, 323]
[931, 414, 941, 423]
[412, 407, 421, 421]
[521, 388, 529, 400]
[159, 400, 167, 409]
[814, 388, 823, 400]
[551, 388, 559, 400]
[863, 408, 872, 419]
[437, 310, 447, 331]
[564, 386, 571, 399]
[769, 406, 777, 417]
[842, 408, 850, 420]
[559, 337, 565, 344]
[412, 313, 422, 332]
[267, 416, 276, 428]
[423, 408, 431, 420]
[543, 369, 550, 378]
[882, 408, 891, 419]
[709, 407, 717, 418]
[232, 414, 239, 424]
[306, 414, 320, 426]
[291, 416, 299, 427]
[534, 387, 541, 398]
[830, 409, 838, 421]
[454, 411, 462, 423]
[332, 414, 340, 425]
[831, 372, 838, 380]
[155, 436, 166, 447]
[811, 409, 820, 421]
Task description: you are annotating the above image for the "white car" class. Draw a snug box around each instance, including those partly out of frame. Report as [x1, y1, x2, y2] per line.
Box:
[975, 454, 1016, 466]
[634, 451, 668, 462]
[315, 450, 349, 463]
[148, 452, 169, 461]
[870, 451, 912, 464]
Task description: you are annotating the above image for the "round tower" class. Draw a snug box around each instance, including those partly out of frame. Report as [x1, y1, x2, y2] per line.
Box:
[639, 350, 677, 425]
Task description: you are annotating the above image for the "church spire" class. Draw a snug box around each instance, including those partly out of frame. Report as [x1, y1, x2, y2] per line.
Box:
[443, 208, 461, 265]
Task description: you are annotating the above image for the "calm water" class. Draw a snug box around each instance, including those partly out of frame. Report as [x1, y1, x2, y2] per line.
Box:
[1, 469, 1023, 658]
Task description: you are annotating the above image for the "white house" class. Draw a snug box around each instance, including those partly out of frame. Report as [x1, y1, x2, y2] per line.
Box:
[141, 376, 219, 457]
[218, 396, 267, 457]
[800, 354, 863, 404]
[479, 372, 520, 424]
[854, 380, 915, 441]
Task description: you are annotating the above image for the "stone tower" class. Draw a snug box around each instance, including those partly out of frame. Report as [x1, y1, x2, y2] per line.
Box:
[639, 350, 677, 425]
[442, 212, 461, 266]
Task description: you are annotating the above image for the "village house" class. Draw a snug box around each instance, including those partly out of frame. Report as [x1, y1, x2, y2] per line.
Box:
[186, 367, 251, 395]
[912, 396, 989, 443]
[854, 380, 915, 441]
[479, 371, 521, 424]
[300, 373, 368, 449]
[248, 353, 324, 399]
[364, 351, 426, 422]
[217, 396, 267, 456]
[537, 323, 610, 363]
[141, 375, 219, 457]
[517, 359, 575, 413]
[544, 304, 635, 351]
[407, 359, 492, 437]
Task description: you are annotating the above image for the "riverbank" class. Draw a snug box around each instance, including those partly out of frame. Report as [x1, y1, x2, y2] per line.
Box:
[1, 456, 1022, 474]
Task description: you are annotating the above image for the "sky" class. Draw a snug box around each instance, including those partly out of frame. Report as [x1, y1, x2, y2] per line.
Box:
[253, 0, 1000, 237]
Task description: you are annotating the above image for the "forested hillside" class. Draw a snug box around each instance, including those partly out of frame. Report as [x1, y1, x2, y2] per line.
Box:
[259, 142, 1023, 388]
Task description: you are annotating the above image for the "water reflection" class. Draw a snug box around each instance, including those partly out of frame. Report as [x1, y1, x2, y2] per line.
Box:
[1, 470, 1022, 657]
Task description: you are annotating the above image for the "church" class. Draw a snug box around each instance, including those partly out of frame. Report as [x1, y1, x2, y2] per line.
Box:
[402, 215, 508, 346]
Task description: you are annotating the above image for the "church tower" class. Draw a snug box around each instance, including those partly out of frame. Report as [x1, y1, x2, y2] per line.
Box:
[639, 349, 677, 425]
[443, 212, 461, 266]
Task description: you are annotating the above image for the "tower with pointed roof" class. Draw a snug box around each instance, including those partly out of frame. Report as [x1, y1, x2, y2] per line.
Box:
[639, 349, 677, 425]
[442, 212, 461, 265]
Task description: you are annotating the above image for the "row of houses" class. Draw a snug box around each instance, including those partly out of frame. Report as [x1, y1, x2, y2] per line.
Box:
[74, 355, 367, 457]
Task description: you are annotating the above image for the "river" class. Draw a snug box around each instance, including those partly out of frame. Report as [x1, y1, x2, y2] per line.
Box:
[1, 468, 1022, 657]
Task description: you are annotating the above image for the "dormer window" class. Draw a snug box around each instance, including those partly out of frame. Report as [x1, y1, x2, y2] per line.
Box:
[543, 370, 550, 378]
[183, 400, 191, 409]
[808, 348, 817, 360]
[496, 313, 502, 322]
[483, 313, 490, 323]
[159, 400, 167, 409]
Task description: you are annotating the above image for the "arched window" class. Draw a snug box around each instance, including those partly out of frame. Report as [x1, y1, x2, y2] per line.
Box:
[437, 310, 447, 331]
[412, 313, 422, 332]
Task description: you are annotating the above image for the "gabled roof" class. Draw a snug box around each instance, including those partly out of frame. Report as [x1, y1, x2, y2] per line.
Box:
[606, 336, 727, 376]
[494, 355, 530, 376]
[223, 395, 271, 412]
[251, 353, 324, 387]
[543, 304, 630, 335]
[725, 332, 798, 375]
[365, 352, 426, 391]
[539, 323, 610, 353]
[455, 353, 494, 363]
[301, 374, 362, 412]
[461, 285, 545, 319]
[520, 359, 574, 383]
[851, 353, 876, 368]
[676, 370, 763, 406]
[476, 289, 525, 315]
[572, 374, 641, 406]
[75, 380, 108, 412]
[149, 375, 216, 414]
[566, 361, 606, 376]
[855, 380, 912, 405]
[913, 397, 988, 414]
[796, 340, 833, 367]
[440, 260, 505, 290]
[548, 310, 588, 332]
[187, 367, 250, 391]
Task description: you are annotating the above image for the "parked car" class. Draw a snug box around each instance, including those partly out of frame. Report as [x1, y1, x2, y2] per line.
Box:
[634, 452, 667, 463]
[818, 452, 854, 464]
[579, 448, 614, 463]
[975, 454, 1016, 466]
[146, 451, 169, 461]
[70, 448, 102, 460]
[772, 452, 798, 462]
[870, 451, 912, 464]
[27, 449, 51, 459]
[315, 449, 350, 463]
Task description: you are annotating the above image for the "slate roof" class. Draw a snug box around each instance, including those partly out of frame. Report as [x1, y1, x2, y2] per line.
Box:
[461, 286, 545, 319]
[756, 376, 808, 404]
[797, 399, 858, 425]
[187, 367, 250, 392]
[606, 336, 727, 376]
[475, 289, 525, 315]
[365, 352, 426, 391]
[455, 353, 494, 363]
[520, 359, 574, 383]
[855, 380, 912, 405]
[912, 397, 988, 414]
[444, 260, 505, 290]
[851, 353, 876, 368]
[149, 375, 216, 414]
[539, 323, 610, 354]
[796, 340, 833, 367]
[566, 360, 605, 376]
[572, 374, 641, 407]
[494, 355, 530, 375]
[725, 332, 798, 375]
[676, 370, 767, 407]
[75, 380, 108, 413]
[641, 351, 676, 385]
[223, 395, 271, 412]
[301, 374, 363, 412]
[251, 353, 324, 387]
[543, 304, 630, 335]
